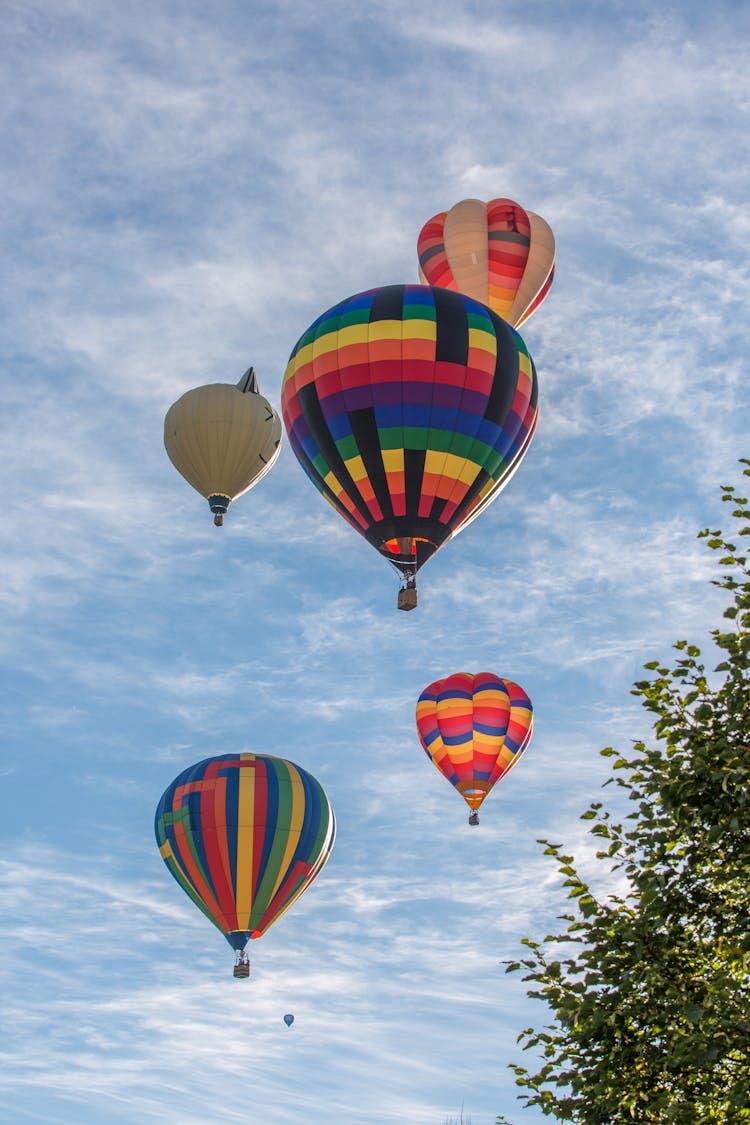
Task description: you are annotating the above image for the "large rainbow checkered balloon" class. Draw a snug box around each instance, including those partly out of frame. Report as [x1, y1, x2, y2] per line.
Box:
[281, 285, 538, 601]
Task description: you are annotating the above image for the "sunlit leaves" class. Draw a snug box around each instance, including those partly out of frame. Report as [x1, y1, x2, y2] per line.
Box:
[497, 462, 750, 1125]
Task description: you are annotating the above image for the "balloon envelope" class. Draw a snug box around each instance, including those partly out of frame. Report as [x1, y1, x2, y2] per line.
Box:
[155, 753, 336, 953]
[283, 1014, 294, 1027]
[418, 198, 555, 327]
[416, 672, 533, 813]
[164, 368, 282, 521]
[281, 284, 538, 579]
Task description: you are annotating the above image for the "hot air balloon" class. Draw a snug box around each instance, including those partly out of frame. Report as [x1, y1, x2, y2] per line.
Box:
[281, 285, 538, 610]
[417, 198, 555, 328]
[415, 672, 533, 824]
[154, 753, 336, 977]
[283, 1013, 295, 1028]
[164, 367, 282, 525]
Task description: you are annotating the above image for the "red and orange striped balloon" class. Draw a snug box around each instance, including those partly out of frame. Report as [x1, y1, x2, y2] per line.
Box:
[416, 671, 533, 822]
[417, 197, 555, 328]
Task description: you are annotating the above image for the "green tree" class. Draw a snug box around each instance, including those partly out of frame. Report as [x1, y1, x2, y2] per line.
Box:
[497, 461, 750, 1125]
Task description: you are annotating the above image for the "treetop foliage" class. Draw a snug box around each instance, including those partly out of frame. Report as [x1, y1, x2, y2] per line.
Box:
[497, 459, 750, 1125]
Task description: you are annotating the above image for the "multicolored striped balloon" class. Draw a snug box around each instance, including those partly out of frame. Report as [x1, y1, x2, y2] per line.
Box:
[417, 198, 555, 328]
[155, 754, 336, 958]
[416, 672, 533, 822]
[281, 285, 538, 597]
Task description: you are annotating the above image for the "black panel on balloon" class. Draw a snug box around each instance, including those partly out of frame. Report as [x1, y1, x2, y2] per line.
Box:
[485, 315, 522, 427]
[404, 448, 426, 518]
[369, 285, 407, 322]
[348, 407, 393, 519]
[297, 384, 371, 526]
[433, 288, 469, 366]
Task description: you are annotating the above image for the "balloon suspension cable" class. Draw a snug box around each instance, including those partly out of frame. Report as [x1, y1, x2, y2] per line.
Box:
[468, 811, 480, 827]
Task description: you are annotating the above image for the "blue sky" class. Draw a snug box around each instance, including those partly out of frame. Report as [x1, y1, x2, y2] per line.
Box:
[1, 2, 749, 1122]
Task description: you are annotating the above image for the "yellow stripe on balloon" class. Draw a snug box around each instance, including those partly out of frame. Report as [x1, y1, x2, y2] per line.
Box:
[333, 323, 370, 349]
[344, 455, 368, 482]
[312, 332, 340, 362]
[477, 687, 506, 706]
[234, 756, 256, 924]
[518, 352, 534, 380]
[381, 448, 405, 474]
[366, 320, 405, 343]
[423, 449, 450, 476]
[436, 453, 480, 485]
[401, 318, 437, 341]
[467, 326, 498, 353]
[474, 731, 498, 751]
[265, 766, 306, 907]
[289, 341, 314, 373]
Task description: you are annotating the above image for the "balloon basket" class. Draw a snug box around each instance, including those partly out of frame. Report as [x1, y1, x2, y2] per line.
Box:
[397, 587, 418, 612]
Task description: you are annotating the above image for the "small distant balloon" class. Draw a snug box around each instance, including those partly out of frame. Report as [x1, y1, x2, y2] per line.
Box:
[164, 366, 282, 525]
[283, 1014, 295, 1028]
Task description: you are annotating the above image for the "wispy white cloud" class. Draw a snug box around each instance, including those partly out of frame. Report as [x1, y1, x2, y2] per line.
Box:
[0, 822, 577, 1125]
[1, 2, 748, 1123]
